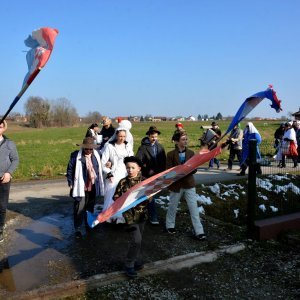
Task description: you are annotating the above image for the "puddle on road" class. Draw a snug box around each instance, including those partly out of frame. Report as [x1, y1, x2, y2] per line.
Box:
[0, 214, 76, 292]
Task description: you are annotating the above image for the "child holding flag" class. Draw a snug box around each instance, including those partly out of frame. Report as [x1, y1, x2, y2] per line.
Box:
[113, 156, 147, 278]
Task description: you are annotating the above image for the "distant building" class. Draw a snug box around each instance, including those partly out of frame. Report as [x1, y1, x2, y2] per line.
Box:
[186, 115, 196, 121]
[153, 116, 167, 122]
[292, 107, 300, 120]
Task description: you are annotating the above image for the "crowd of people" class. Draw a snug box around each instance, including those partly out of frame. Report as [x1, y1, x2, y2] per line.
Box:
[65, 117, 299, 276]
[0, 117, 298, 278]
[66, 117, 209, 277]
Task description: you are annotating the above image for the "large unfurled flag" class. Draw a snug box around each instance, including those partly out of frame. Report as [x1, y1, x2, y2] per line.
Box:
[224, 86, 282, 136]
[87, 146, 222, 228]
[0, 27, 59, 123]
[23, 27, 59, 86]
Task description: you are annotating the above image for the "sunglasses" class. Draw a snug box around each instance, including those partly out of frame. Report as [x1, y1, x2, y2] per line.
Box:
[84, 148, 93, 151]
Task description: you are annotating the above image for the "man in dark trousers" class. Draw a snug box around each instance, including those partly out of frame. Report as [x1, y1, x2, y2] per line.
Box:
[0, 121, 19, 242]
[66, 137, 104, 237]
[208, 121, 221, 168]
[136, 126, 166, 224]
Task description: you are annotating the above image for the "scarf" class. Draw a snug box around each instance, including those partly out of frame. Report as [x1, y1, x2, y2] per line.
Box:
[85, 153, 96, 191]
[72, 149, 104, 197]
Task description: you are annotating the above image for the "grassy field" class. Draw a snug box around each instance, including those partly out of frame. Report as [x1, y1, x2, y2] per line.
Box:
[6, 120, 281, 181]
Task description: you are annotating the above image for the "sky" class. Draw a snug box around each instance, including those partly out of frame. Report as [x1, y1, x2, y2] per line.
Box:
[0, 0, 299, 119]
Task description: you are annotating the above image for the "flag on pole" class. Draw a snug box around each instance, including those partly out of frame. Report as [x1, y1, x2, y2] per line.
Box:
[23, 27, 59, 86]
[0, 27, 58, 123]
[224, 86, 282, 135]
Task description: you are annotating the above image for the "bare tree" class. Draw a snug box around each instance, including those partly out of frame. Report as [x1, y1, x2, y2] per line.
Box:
[84, 111, 102, 124]
[24, 96, 50, 128]
[51, 98, 79, 127]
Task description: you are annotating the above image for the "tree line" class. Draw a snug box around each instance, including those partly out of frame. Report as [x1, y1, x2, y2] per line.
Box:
[23, 96, 104, 128]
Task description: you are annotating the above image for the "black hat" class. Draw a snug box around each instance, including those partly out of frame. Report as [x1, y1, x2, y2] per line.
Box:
[124, 156, 143, 167]
[76, 137, 98, 148]
[146, 126, 161, 135]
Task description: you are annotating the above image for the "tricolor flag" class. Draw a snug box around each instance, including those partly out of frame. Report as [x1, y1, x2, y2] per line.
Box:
[0, 27, 58, 123]
[224, 86, 282, 135]
[23, 27, 59, 86]
[87, 146, 222, 227]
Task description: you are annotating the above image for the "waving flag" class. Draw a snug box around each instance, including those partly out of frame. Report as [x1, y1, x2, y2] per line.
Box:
[23, 27, 59, 86]
[0, 27, 59, 124]
[224, 86, 282, 136]
[87, 146, 222, 228]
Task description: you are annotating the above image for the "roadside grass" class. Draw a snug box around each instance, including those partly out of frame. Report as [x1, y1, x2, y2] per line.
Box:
[7, 120, 281, 181]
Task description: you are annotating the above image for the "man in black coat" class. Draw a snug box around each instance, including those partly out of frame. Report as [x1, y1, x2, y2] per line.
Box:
[136, 126, 166, 224]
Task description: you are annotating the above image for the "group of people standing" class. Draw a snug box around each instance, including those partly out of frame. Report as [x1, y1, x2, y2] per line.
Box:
[66, 119, 207, 277]
[206, 121, 262, 175]
[274, 120, 299, 168]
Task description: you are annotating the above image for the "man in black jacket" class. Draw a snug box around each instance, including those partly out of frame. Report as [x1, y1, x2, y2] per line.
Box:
[136, 126, 166, 224]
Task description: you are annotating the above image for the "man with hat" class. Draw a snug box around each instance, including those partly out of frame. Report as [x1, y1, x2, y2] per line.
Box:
[66, 137, 104, 237]
[208, 121, 221, 169]
[136, 126, 166, 224]
[99, 117, 115, 150]
[0, 121, 19, 242]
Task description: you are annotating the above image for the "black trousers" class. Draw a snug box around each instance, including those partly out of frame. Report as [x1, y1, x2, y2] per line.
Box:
[228, 149, 242, 169]
[0, 181, 11, 232]
[73, 185, 96, 229]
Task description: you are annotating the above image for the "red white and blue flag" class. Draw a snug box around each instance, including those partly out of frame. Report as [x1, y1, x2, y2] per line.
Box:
[23, 27, 59, 86]
[87, 146, 222, 227]
[224, 86, 282, 135]
[0, 27, 58, 123]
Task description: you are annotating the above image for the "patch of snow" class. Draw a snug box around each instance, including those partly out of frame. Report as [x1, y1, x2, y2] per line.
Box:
[259, 204, 266, 212]
[197, 195, 213, 205]
[209, 183, 220, 195]
[233, 209, 239, 218]
[270, 206, 278, 212]
[198, 206, 205, 214]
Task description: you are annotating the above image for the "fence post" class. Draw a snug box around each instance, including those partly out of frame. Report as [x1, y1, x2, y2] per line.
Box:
[247, 139, 257, 238]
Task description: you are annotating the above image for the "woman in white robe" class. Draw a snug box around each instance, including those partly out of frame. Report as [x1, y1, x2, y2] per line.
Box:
[101, 128, 133, 222]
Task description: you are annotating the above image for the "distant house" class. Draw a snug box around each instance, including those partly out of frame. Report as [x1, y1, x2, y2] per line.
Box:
[129, 116, 141, 122]
[153, 116, 167, 122]
[292, 107, 300, 120]
[186, 115, 196, 121]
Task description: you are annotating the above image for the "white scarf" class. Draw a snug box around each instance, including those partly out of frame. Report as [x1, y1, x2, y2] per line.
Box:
[72, 149, 104, 197]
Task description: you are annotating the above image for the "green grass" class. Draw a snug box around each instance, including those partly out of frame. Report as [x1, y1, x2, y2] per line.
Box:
[7, 120, 281, 181]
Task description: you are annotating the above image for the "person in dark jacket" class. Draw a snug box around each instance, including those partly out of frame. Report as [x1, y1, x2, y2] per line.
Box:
[136, 126, 166, 224]
[113, 156, 146, 278]
[85, 123, 99, 144]
[165, 131, 206, 241]
[0, 121, 19, 243]
[99, 117, 115, 150]
[274, 123, 285, 152]
[208, 121, 221, 168]
[66, 137, 104, 237]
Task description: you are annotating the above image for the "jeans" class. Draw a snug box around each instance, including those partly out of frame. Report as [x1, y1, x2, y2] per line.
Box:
[166, 187, 204, 235]
[73, 185, 96, 229]
[209, 158, 220, 168]
[0, 182, 10, 232]
[125, 222, 145, 268]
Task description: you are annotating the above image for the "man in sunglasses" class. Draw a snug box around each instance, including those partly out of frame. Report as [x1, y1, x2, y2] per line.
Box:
[66, 137, 104, 238]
